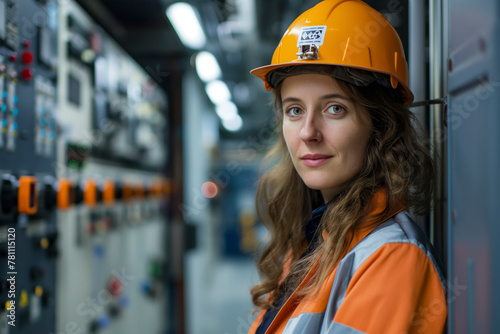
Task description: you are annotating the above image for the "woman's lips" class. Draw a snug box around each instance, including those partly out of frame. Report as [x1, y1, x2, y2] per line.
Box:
[300, 154, 333, 167]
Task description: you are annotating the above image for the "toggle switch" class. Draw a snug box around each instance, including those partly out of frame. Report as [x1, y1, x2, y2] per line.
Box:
[122, 183, 133, 203]
[84, 179, 97, 208]
[18, 176, 38, 215]
[162, 178, 171, 198]
[134, 183, 145, 200]
[148, 179, 162, 198]
[102, 179, 114, 206]
[57, 179, 74, 210]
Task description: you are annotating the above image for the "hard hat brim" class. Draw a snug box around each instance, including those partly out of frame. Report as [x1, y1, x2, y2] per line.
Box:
[250, 62, 414, 104]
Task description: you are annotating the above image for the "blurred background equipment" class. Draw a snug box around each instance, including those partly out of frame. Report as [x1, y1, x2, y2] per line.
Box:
[0, 0, 497, 333]
[0, 0, 172, 333]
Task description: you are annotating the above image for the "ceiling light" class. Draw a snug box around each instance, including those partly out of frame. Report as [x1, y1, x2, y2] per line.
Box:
[166, 3, 206, 49]
[195, 51, 221, 82]
[215, 101, 238, 121]
[205, 80, 231, 104]
[222, 114, 243, 132]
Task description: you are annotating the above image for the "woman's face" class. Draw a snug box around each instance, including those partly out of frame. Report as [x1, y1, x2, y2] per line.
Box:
[281, 74, 372, 202]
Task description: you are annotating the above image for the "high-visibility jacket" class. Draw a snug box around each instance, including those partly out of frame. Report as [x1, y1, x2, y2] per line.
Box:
[249, 193, 447, 334]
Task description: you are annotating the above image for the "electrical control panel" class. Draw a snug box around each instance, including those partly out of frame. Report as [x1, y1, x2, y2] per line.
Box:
[55, 1, 170, 334]
[0, 0, 170, 333]
[0, 0, 59, 333]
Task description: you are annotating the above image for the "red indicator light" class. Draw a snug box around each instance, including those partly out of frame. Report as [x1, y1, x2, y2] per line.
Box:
[108, 277, 123, 296]
[201, 182, 218, 198]
[22, 51, 34, 64]
[21, 68, 33, 81]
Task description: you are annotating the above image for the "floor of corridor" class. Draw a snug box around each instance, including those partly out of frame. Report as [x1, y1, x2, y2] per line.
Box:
[186, 254, 259, 334]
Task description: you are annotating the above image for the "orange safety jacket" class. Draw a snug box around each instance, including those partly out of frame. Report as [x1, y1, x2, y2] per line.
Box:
[249, 192, 447, 334]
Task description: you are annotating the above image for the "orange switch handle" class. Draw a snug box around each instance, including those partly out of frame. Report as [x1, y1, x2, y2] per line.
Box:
[122, 183, 133, 202]
[134, 184, 145, 199]
[84, 179, 97, 208]
[103, 179, 115, 206]
[57, 178, 74, 210]
[18, 176, 38, 215]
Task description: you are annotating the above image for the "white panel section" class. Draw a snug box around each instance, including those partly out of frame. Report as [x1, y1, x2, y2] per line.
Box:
[57, 0, 93, 144]
[55, 3, 169, 332]
[56, 160, 167, 334]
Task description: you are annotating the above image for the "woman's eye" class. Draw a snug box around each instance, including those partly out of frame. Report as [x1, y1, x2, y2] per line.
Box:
[287, 107, 303, 116]
[327, 105, 345, 115]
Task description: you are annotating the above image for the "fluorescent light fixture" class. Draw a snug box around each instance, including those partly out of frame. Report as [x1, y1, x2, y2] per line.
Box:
[196, 51, 221, 82]
[166, 2, 206, 49]
[205, 80, 231, 104]
[222, 114, 243, 132]
[215, 101, 238, 121]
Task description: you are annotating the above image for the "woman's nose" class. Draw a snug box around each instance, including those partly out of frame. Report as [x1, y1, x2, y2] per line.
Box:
[299, 112, 322, 142]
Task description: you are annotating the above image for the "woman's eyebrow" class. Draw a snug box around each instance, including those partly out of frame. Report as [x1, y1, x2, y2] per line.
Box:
[282, 93, 350, 105]
[320, 93, 350, 101]
[281, 97, 302, 105]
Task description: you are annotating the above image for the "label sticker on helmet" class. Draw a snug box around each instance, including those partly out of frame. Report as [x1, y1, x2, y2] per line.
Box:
[297, 26, 327, 47]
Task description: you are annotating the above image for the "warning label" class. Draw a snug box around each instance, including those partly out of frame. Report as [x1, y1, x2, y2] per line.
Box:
[297, 26, 327, 47]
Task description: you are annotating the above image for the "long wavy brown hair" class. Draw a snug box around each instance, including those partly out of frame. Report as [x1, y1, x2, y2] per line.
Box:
[251, 75, 435, 311]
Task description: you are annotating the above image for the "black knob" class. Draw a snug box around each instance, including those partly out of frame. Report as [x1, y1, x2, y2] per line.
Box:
[108, 303, 121, 318]
[41, 290, 51, 307]
[74, 184, 84, 205]
[114, 182, 123, 200]
[30, 267, 46, 281]
[0, 175, 17, 220]
[89, 320, 98, 333]
[96, 186, 103, 203]
[43, 183, 57, 212]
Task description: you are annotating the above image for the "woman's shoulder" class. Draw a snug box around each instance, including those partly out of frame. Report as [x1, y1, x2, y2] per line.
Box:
[358, 211, 436, 249]
[342, 211, 446, 286]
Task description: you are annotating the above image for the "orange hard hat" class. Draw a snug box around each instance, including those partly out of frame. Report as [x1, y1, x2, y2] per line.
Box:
[250, 0, 413, 103]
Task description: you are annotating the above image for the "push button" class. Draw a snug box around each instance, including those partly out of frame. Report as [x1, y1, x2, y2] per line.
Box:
[22, 51, 33, 64]
[21, 68, 33, 81]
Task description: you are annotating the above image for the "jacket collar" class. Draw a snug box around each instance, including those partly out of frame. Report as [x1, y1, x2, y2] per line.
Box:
[321, 188, 404, 250]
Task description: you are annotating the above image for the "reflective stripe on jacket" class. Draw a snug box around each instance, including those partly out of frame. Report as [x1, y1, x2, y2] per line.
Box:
[249, 211, 447, 334]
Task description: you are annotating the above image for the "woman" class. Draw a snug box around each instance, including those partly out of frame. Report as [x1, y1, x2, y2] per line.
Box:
[248, 1, 447, 333]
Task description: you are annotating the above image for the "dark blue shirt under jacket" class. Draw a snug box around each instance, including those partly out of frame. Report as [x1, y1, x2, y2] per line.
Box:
[255, 203, 328, 334]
